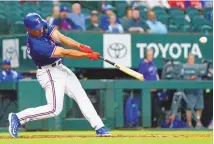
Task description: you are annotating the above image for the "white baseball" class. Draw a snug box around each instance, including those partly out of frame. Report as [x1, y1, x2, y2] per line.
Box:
[199, 36, 208, 44]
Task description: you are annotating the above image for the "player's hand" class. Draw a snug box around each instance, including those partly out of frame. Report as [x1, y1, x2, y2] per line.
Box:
[79, 44, 94, 53]
[86, 52, 100, 60]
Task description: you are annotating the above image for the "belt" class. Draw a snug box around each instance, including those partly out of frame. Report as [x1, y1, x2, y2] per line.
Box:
[38, 60, 62, 69]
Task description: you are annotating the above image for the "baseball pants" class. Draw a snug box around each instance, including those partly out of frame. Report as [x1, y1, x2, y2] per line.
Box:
[16, 63, 104, 130]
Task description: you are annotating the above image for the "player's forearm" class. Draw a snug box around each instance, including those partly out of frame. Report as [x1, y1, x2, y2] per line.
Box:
[60, 35, 80, 49]
[62, 49, 87, 59]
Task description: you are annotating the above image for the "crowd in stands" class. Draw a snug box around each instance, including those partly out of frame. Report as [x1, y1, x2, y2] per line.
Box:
[0, 0, 212, 34]
[42, 0, 214, 34]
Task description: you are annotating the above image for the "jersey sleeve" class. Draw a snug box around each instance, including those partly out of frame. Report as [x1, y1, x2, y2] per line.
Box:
[30, 39, 56, 58]
[17, 72, 24, 80]
[47, 24, 57, 37]
[138, 61, 146, 74]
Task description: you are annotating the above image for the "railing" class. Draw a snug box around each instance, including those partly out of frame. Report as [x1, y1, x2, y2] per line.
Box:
[0, 80, 212, 130]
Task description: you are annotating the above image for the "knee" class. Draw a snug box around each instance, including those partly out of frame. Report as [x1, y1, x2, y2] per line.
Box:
[53, 104, 63, 116]
[47, 103, 63, 117]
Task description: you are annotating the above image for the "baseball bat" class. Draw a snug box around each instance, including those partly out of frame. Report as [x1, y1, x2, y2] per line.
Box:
[99, 56, 144, 81]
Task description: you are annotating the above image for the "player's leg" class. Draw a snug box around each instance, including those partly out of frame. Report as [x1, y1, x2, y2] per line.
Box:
[185, 91, 196, 127]
[63, 67, 110, 136]
[8, 69, 66, 138]
[195, 91, 204, 127]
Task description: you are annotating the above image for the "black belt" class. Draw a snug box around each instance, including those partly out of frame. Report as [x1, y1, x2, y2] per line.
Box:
[38, 60, 62, 69]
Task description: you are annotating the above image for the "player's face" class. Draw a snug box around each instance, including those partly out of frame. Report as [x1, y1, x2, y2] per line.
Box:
[132, 10, 140, 20]
[105, 10, 113, 16]
[109, 15, 116, 24]
[91, 15, 98, 23]
[27, 28, 43, 37]
[146, 49, 154, 61]
[60, 11, 68, 19]
[126, 9, 132, 18]
[148, 11, 156, 21]
[2, 64, 10, 71]
[53, 6, 60, 17]
[187, 55, 195, 64]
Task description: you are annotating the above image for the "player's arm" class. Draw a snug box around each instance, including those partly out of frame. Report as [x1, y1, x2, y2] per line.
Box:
[51, 46, 99, 60]
[51, 28, 93, 53]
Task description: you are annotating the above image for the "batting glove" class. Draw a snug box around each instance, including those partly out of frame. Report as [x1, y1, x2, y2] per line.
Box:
[86, 52, 100, 60]
[79, 44, 94, 53]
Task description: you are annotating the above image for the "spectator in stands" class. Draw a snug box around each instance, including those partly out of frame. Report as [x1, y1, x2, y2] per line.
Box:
[100, 4, 120, 31]
[138, 49, 161, 127]
[0, 60, 23, 82]
[52, 6, 79, 31]
[186, 0, 203, 9]
[202, 0, 213, 8]
[185, 54, 204, 128]
[126, 8, 151, 33]
[106, 13, 124, 33]
[121, 7, 132, 30]
[46, 6, 60, 25]
[146, 0, 170, 9]
[146, 10, 167, 34]
[68, 3, 86, 31]
[87, 10, 102, 31]
[168, 1, 186, 9]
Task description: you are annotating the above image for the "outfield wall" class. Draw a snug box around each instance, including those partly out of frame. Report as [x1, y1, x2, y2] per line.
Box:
[0, 80, 212, 130]
[0, 33, 212, 72]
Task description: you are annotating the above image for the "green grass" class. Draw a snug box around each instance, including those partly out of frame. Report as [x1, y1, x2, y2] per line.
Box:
[0, 130, 212, 144]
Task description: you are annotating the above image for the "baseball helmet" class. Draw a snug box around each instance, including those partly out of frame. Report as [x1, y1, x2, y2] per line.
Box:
[24, 13, 47, 30]
[2, 59, 11, 65]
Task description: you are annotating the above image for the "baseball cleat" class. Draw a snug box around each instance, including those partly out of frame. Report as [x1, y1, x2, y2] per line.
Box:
[96, 127, 111, 137]
[8, 113, 21, 138]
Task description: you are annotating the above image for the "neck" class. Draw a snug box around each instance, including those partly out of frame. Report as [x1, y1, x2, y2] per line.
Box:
[92, 21, 98, 24]
[145, 59, 152, 63]
[4, 69, 10, 72]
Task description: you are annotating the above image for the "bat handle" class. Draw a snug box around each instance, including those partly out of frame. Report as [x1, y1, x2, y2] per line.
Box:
[99, 56, 104, 60]
[99, 56, 115, 65]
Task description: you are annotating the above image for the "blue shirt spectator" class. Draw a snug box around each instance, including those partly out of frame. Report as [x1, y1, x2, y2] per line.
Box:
[106, 14, 124, 33]
[100, 5, 120, 31]
[0, 60, 23, 82]
[68, 3, 86, 31]
[146, 10, 167, 34]
[138, 49, 159, 81]
[52, 6, 80, 31]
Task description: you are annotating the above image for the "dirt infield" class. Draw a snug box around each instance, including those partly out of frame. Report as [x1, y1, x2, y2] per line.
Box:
[0, 134, 212, 139]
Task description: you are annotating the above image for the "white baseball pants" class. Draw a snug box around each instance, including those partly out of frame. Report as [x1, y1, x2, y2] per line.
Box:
[16, 63, 104, 130]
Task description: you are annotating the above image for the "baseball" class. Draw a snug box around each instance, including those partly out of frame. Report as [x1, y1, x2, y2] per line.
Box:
[199, 36, 208, 44]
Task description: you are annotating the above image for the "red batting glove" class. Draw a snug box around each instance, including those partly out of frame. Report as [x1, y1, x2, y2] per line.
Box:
[79, 44, 94, 53]
[86, 52, 100, 60]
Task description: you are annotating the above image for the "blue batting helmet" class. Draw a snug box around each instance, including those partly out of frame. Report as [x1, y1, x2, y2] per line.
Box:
[2, 59, 11, 65]
[24, 13, 47, 30]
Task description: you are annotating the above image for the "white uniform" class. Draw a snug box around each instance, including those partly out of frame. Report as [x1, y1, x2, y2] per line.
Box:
[17, 61, 104, 130]
[16, 24, 104, 130]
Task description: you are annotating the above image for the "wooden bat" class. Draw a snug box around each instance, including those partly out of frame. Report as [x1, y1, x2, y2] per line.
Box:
[99, 56, 144, 81]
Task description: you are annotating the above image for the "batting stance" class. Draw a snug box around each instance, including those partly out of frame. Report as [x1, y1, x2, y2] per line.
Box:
[8, 13, 110, 138]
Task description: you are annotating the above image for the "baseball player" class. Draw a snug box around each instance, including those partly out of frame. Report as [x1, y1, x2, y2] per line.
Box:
[8, 13, 110, 138]
[0, 59, 23, 82]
